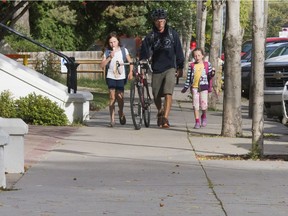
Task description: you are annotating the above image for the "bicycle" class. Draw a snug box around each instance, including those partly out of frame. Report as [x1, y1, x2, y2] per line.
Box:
[116, 59, 153, 130]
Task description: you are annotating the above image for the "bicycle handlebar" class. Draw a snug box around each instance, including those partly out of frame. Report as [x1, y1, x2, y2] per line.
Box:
[116, 59, 152, 73]
[117, 59, 148, 65]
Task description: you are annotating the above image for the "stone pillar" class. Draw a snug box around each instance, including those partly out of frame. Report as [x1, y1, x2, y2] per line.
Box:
[0, 129, 9, 188]
[0, 118, 28, 173]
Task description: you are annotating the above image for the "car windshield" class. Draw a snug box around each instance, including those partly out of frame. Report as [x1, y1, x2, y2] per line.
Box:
[267, 45, 288, 59]
[242, 41, 252, 53]
[242, 43, 288, 62]
[266, 46, 278, 57]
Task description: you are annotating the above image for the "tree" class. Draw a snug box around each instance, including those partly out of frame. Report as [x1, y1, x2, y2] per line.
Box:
[13, 0, 30, 34]
[251, 0, 267, 157]
[182, 8, 194, 75]
[196, 0, 207, 51]
[0, 0, 34, 41]
[28, 1, 81, 51]
[165, 1, 194, 75]
[240, 1, 253, 41]
[267, 0, 288, 37]
[208, 0, 225, 110]
[222, 0, 243, 137]
[100, 4, 148, 38]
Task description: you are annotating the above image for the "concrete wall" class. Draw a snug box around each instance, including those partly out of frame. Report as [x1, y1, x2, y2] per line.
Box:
[0, 129, 9, 188]
[0, 53, 93, 124]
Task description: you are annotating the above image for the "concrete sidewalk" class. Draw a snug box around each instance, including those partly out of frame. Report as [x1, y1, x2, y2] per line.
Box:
[1, 80, 288, 216]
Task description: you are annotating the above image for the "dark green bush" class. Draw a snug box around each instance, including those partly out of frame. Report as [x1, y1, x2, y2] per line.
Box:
[15, 93, 68, 126]
[0, 90, 17, 118]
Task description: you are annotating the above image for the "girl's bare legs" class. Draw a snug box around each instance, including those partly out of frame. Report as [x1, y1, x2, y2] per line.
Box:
[194, 109, 200, 120]
[200, 90, 208, 127]
[116, 90, 126, 125]
[192, 88, 201, 129]
[116, 90, 124, 116]
[109, 89, 116, 126]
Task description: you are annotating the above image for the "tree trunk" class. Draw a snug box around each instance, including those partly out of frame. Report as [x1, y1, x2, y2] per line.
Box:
[209, 0, 224, 110]
[13, 1, 30, 34]
[222, 0, 243, 137]
[184, 29, 192, 74]
[200, 2, 207, 51]
[183, 10, 193, 77]
[0, 1, 33, 41]
[251, 0, 266, 157]
[196, 0, 203, 49]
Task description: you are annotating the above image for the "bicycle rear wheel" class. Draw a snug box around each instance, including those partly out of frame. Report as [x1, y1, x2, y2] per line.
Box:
[130, 79, 142, 130]
[143, 84, 151, 128]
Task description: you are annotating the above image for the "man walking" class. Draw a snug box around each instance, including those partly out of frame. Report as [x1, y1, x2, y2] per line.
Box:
[140, 8, 184, 128]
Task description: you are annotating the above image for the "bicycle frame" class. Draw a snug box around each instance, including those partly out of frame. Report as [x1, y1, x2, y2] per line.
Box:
[116, 59, 152, 129]
[116, 60, 152, 108]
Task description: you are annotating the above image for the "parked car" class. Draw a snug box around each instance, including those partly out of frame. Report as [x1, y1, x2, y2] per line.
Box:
[242, 37, 288, 57]
[281, 81, 288, 124]
[241, 42, 288, 63]
[222, 37, 288, 61]
[266, 42, 288, 59]
[241, 42, 288, 96]
[264, 55, 288, 119]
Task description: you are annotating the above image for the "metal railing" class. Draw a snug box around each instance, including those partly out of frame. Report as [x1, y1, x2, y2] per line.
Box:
[0, 22, 79, 93]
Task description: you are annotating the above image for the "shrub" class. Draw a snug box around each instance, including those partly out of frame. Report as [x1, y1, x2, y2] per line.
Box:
[0, 90, 17, 118]
[34, 52, 63, 82]
[15, 93, 68, 126]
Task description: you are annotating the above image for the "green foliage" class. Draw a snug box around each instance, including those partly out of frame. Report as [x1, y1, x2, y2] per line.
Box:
[101, 4, 149, 37]
[34, 53, 62, 82]
[241, 0, 288, 40]
[15, 93, 68, 126]
[29, 1, 79, 51]
[267, 0, 288, 37]
[0, 91, 68, 126]
[4, 25, 44, 52]
[2, 1, 288, 52]
[240, 0, 253, 41]
[0, 90, 17, 118]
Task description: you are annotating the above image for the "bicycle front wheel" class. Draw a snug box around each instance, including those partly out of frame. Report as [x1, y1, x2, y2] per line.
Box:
[143, 85, 151, 128]
[130, 79, 142, 130]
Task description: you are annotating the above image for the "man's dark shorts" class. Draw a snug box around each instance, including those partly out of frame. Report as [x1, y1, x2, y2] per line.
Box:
[151, 68, 176, 98]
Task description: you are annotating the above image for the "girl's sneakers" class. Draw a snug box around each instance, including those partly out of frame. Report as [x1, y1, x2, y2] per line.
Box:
[201, 115, 207, 127]
[194, 122, 201, 129]
[194, 115, 207, 129]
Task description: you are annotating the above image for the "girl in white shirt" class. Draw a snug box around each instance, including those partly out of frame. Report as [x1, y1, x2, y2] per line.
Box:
[101, 32, 133, 127]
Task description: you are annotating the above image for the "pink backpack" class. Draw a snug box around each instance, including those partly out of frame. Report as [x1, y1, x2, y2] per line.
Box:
[190, 61, 212, 93]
